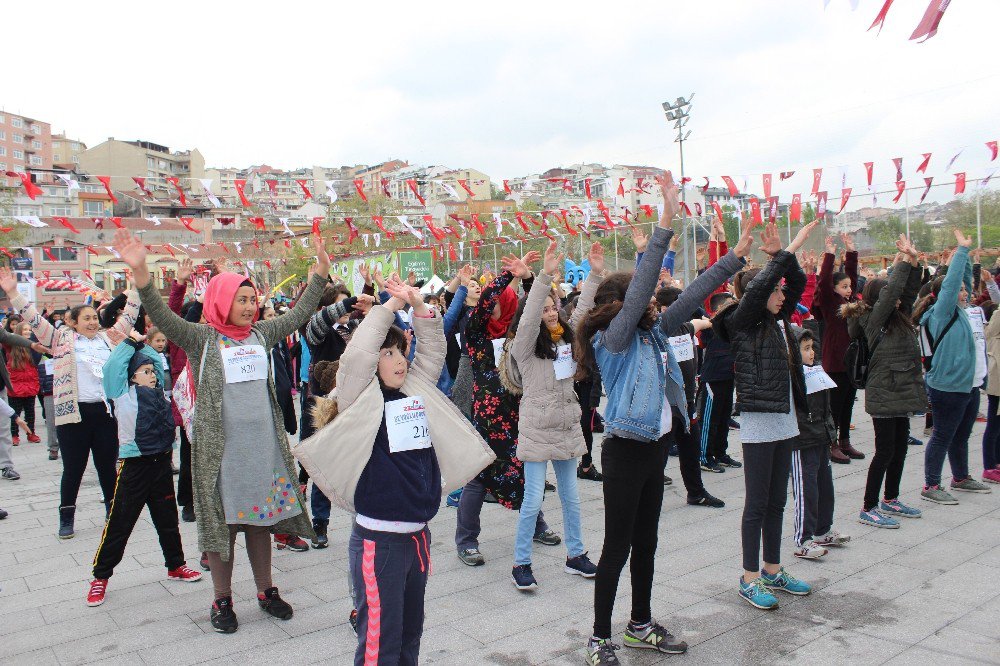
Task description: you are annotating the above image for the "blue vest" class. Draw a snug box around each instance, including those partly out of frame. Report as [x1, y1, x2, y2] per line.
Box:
[594, 326, 689, 442]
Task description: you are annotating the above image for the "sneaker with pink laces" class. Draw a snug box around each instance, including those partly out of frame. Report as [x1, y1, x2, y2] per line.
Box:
[167, 565, 203, 582]
[982, 469, 1000, 485]
[87, 578, 108, 606]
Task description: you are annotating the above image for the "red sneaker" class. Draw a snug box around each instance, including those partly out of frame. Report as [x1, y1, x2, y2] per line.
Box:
[27, 433, 41, 443]
[274, 534, 310, 552]
[87, 578, 108, 606]
[167, 565, 203, 582]
[11, 436, 18, 446]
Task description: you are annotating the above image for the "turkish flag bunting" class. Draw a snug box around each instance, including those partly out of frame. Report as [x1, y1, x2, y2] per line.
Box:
[749, 197, 762, 226]
[864, 162, 874, 186]
[406, 179, 425, 206]
[296, 180, 313, 199]
[767, 197, 779, 223]
[353, 179, 368, 202]
[779, 171, 795, 181]
[919, 177, 934, 203]
[868, 0, 896, 34]
[515, 212, 530, 232]
[96, 176, 118, 203]
[892, 158, 903, 182]
[43, 247, 58, 261]
[711, 202, 725, 224]
[345, 218, 358, 243]
[721, 176, 738, 196]
[762, 174, 772, 199]
[817, 192, 828, 219]
[249, 217, 266, 230]
[162, 245, 176, 258]
[311, 216, 323, 235]
[458, 179, 476, 198]
[110, 217, 124, 229]
[471, 214, 485, 235]
[839, 188, 852, 214]
[180, 217, 201, 233]
[893, 181, 906, 203]
[988, 141, 999, 161]
[448, 243, 457, 261]
[52, 217, 80, 234]
[426, 220, 446, 242]
[694, 203, 703, 216]
[917, 153, 932, 173]
[503, 180, 511, 194]
[954, 172, 967, 194]
[472, 241, 481, 258]
[617, 178, 626, 197]
[217, 242, 229, 254]
[701, 177, 710, 193]
[640, 205, 654, 218]
[910, 0, 952, 42]
[584, 179, 592, 199]
[234, 179, 251, 207]
[790, 194, 803, 223]
[132, 177, 152, 197]
[811, 169, 822, 196]
[166, 177, 187, 206]
[93, 218, 103, 230]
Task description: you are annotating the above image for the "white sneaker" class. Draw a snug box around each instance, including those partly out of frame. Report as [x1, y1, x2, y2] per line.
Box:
[813, 530, 851, 547]
[793, 540, 828, 560]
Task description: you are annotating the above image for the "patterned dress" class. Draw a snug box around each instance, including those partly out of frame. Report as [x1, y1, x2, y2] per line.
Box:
[467, 271, 531, 510]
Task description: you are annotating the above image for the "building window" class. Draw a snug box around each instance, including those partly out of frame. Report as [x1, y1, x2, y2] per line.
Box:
[31, 140, 41, 149]
[0, 131, 5, 140]
[0, 114, 5, 124]
[29, 156, 42, 166]
[41, 247, 78, 262]
[147, 157, 155, 168]
[12, 134, 22, 144]
[71, 142, 80, 150]
[12, 150, 24, 160]
[30, 125, 40, 134]
[0, 163, 5, 171]
[47, 205, 74, 216]
[83, 201, 106, 216]
[0, 147, 5, 157]
[11, 118, 23, 128]
[72, 156, 80, 164]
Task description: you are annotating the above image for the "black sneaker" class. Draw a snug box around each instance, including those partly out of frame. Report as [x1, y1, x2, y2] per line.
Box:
[258, 586, 293, 620]
[663, 475, 673, 485]
[181, 505, 196, 523]
[687, 492, 725, 508]
[668, 444, 679, 457]
[210, 596, 238, 633]
[700, 459, 725, 473]
[349, 609, 358, 637]
[511, 564, 538, 591]
[0, 507, 7, 520]
[312, 523, 329, 549]
[577, 464, 604, 481]
[586, 638, 621, 665]
[718, 455, 743, 468]
[623, 620, 688, 654]
[565, 552, 597, 578]
[533, 529, 561, 546]
[544, 480, 556, 492]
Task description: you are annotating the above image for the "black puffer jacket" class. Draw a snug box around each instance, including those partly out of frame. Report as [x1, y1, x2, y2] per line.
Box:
[790, 327, 835, 450]
[713, 250, 807, 415]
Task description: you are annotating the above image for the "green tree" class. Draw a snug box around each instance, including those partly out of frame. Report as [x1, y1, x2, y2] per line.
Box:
[945, 190, 1000, 248]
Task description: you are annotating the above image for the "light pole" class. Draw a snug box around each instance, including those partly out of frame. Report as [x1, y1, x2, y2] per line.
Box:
[662, 94, 694, 283]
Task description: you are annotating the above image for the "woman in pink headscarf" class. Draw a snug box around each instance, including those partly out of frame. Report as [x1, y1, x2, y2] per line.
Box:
[115, 229, 332, 635]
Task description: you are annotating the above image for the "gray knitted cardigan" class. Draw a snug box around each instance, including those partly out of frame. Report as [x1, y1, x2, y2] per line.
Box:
[138, 275, 326, 559]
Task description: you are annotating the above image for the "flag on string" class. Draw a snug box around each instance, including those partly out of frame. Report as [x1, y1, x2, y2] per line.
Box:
[721, 176, 738, 196]
[919, 177, 933, 203]
[503, 180, 511, 194]
[910, 0, 952, 42]
[249, 217, 266, 231]
[779, 171, 795, 181]
[13, 215, 47, 227]
[325, 180, 338, 203]
[711, 201, 725, 224]
[790, 194, 802, 223]
[199, 179, 221, 207]
[917, 153, 932, 173]
[767, 197, 779, 223]
[180, 217, 201, 233]
[892, 157, 903, 182]
[406, 180, 425, 206]
[166, 177, 187, 206]
[893, 181, 906, 203]
[811, 169, 823, 196]
[234, 179, 251, 207]
[56, 173, 80, 192]
[762, 174, 772, 199]
[945, 150, 962, 171]
[816, 192, 828, 219]
[53, 217, 80, 234]
[584, 179, 592, 199]
[96, 176, 118, 203]
[954, 172, 966, 194]
[398, 215, 423, 241]
[839, 188, 852, 214]
[749, 197, 762, 226]
[458, 179, 476, 198]
[701, 177, 710, 193]
[6, 172, 43, 199]
[353, 179, 367, 202]
[296, 179, 313, 199]
[988, 141, 999, 162]
[868, 0, 896, 34]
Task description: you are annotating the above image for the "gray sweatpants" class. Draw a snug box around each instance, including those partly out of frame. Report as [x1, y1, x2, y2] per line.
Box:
[0, 389, 15, 471]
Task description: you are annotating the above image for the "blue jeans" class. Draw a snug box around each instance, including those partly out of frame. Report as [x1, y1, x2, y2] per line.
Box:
[924, 387, 980, 487]
[514, 459, 584, 566]
[311, 484, 331, 524]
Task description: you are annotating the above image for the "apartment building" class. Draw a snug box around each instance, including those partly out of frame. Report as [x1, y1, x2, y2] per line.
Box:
[51, 134, 87, 169]
[78, 138, 205, 192]
[0, 111, 53, 184]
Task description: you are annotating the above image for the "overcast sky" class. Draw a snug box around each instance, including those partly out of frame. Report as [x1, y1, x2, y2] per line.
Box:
[6, 0, 998, 201]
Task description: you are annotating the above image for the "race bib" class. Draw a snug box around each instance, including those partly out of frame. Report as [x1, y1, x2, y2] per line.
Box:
[43, 359, 53, 374]
[220, 345, 268, 384]
[553, 343, 576, 380]
[384, 396, 432, 453]
[803, 365, 838, 394]
[668, 334, 695, 362]
[492, 338, 506, 367]
[88, 360, 104, 379]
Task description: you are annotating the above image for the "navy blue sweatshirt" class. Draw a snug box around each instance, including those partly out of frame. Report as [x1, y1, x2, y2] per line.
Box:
[354, 386, 442, 523]
[699, 327, 734, 383]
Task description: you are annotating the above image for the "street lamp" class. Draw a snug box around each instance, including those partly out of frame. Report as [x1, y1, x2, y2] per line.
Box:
[662, 94, 695, 283]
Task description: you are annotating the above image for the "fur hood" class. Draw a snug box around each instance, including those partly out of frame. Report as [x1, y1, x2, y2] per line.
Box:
[839, 300, 867, 320]
[310, 391, 338, 429]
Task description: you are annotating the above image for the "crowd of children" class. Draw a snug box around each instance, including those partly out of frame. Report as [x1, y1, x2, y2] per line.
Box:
[0, 168, 998, 665]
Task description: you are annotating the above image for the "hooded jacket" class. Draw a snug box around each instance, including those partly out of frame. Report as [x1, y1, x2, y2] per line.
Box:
[790, 326, 835, 450]
[103, 339, 176, 458]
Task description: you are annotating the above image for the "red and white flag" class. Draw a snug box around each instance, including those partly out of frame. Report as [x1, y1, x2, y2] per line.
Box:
[916, 153, 932, 174]
[910, 0, 952, 42]
[892, 157, 903, 182]
[954, 172, 966, 194]
[868, 0, 896, 34]
[762, 174, 772, 199]
[721, 176, 738, 197]
[811, 169, 823, 196]
[199, 179, 221, 208]
[839, 188, 852, 214]
[988, 140, 999, 162]
[864, 162, 874, 187]
[893, 181, 906, 203]
[789, 194, 802, 223]
[919, 177, 934, 203]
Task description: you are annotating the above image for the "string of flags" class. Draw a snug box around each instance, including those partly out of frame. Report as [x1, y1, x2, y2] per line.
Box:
[867, 0, 953, 42]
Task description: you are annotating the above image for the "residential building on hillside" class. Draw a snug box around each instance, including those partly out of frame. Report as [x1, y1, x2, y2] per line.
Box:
[51, 134, 86, 169]
[0, 111, 53, 184]
[78, 138, 205, 192]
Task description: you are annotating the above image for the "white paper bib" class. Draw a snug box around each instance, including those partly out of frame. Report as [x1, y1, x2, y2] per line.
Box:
[221, 344, 268, 384]
[553, 343, 576, 380]
[384, 396, 432, 453]
[492, 338, 506, 367]
[668, 334, 695, 362]
[803, 365, 838, 394]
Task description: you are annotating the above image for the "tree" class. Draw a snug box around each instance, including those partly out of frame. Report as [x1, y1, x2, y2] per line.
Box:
[866, 215, 935, 254]
[944, 190, 1000, 248]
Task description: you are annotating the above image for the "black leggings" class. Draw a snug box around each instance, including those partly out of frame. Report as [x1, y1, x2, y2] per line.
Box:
[56, 402, 119, 509]
[9, 396, 35, 437]
[576, 380, 595, 469]
[593, 434, 667, 639]
[176, 427, 193, 509]
[864, 417, 910, 511]
[828, 372, 857, 444]
[741, 439, 792, 572]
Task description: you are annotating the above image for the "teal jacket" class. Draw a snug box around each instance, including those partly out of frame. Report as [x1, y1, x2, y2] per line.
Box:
[103, 340, 175, 458]
[921, 246, 977, 393]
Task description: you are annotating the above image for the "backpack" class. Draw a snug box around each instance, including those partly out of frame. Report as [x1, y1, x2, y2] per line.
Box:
[497, 338, 523, 396]
[918, 310, 960, 372]
[844, 325, 886, 389]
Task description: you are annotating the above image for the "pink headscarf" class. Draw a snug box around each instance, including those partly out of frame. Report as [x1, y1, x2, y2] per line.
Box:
[202, 272, 259, 340]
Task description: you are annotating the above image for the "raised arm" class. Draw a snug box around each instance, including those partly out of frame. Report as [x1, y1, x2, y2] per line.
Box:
[305, 295, 359, 348]
[258, 273, 329, 347]
[335, 305, 395, 411]
[568, 244, 605, 329]
[0, 268, 55, 348]
[930, 238, 970, 325]
[603, 226, 672, 352]
[104, 289, 141, 347]
[103, 339, 164, 400]
[442, 285, 467, 336]
[866, 255, 912, 339]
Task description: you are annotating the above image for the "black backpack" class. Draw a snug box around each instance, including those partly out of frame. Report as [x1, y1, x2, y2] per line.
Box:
[845, 326, 886, 389]
[919, 310, 960, 372]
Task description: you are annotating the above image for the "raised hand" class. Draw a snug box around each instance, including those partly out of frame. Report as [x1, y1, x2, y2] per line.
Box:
[759, 222, 782, 256]
[358, 263, 371, 285]
[733, 219, 755, 258]
[655, 170, 680, 228]
[982, 268, 994, 286]
[501, 253, 532, 279]
[588, 242, 605, 275]
[113, 229, 151, 288]
[176, 258, 194, 283]
[631, 227, 648, 253]
[373, 265, 385, 290]
[383, 277, 409, 311]
[521, 249, 541, 268]
[839, 231, 856, 252]
[954, 228, 973, 248]
[712, 218, 726, 241]
[669, 234, 679, 251]
[787, 220, 820, 254]
[801, 249, 818, 274]
[458, 264, 474, 282]
[0, 267, 17, 295]
[407, 271, 417, 286]
[542, 241, 563, 277]
[312, 234, 331, 278]
[824, 235, 836, 256]
[658, 267, 673, 288]
[354, 293, 376, 315]
[406, 285, 428, 316]
[895, 234, 918, 259]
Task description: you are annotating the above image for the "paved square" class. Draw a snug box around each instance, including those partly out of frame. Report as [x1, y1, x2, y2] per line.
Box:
[1, 401, 998, 665]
